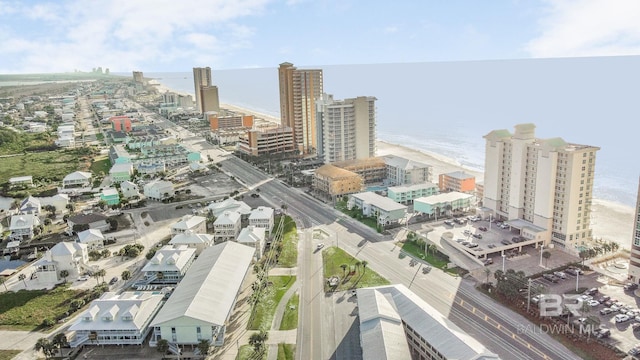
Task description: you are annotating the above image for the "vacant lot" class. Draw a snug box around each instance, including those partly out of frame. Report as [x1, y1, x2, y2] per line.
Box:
[0, 148, 94, 186]
[0, 286, 84, 330]
[322, 246, 389, 292]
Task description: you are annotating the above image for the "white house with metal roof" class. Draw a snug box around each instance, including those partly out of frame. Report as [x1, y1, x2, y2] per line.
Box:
[207, 198, 251, 218]
[9, 214, 41, 241]
[141, 245, 196, 285]
[143, 180, 174, 201]
[171, 215, 206, 235]
[358, 284, 501, 360]
[77, 229, 105, 250]
[168, 231, 213, 255]
[348, 191, 407, 226]
[213, 211, 241, 243]
[62, 171, 92, 188]
[32, 242, 89, 284]
[68, 292, 165, 348]
[237, 225, 266, 259]
[149, 241, 254, 347]
[249, 206, 274, 233]
[19, 196, 41, 215]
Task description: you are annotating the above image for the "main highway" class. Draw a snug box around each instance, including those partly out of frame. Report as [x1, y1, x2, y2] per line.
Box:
[218, 155, 580, 360]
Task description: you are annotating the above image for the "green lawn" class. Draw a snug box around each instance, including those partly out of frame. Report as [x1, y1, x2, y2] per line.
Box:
[95, 132, 104, 141]
[249, 276, 296, 331]
[322, 246, 390, 292]
[277, 217, 298, 267]
[0, 286, 84, 330]
[0, 148, 95, 186]
[401, 240, 450, 269]
[89, 157, 111, 176]
[235, 345, 266, 360]
[0, 350, 21, 360]
[335, 200, 380, 231]
[277, 344, 295, 360]
[279, 293, 299, 330]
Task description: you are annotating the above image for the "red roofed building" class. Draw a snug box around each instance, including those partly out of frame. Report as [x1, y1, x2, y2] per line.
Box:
[110, 116, 133, 132]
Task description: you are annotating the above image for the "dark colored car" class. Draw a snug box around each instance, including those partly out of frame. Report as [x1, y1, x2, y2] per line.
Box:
[472, 233, 483, 239]
[624, 283, 638, 291]
[109, 276, 118, 285]
[479, 226, 488, 232]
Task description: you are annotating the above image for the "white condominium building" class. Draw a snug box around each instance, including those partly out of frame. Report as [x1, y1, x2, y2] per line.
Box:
[628, 178, 640, 283]
[316, 93, 377, 163]
[483, 123, 599, 251]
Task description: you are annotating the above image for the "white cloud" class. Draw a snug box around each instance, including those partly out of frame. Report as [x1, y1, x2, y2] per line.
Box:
[0, 0, 271, 73]
[526, 0, 640, 58]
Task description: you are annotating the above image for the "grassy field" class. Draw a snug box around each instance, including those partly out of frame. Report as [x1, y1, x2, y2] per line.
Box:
[0, 286, 84, 330]
[249, 276, 296, 331]
[0, 350, 21, 360]
[90, 157, 110, 175]
[400, 240, 462, 275]
[277, 217, 298, 268]
[277, 344, 295, 360]
[335, 200, 379, 231]
[322, 246, 389, 292]
[0, 148, 94, 186]
[235, 345, 266, 360]
[279, 293, 299, 330]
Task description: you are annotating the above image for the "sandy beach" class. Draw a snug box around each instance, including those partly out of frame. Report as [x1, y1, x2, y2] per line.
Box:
[152, 81, 636, 250]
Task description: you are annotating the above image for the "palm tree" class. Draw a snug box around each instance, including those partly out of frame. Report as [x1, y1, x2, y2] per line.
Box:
[354, 261, 362, 274]
[18, 274, 27, 288]
[542, 251, 551, 266]
[96, 269, 106, 283]
[35, 338, 54, 359]
[362, 260, 368, 273]
[340, 264, 347, 278]
[579, 250, 589, 265]
[121, 270, 131, 281]
[197, 339, 210, 355]
[611, 242, 620, 253]
[52, 333, 69, 350]
[248, 331, 269, 354]
[92, 271, 101, 285]
[59, 270, 69, 283]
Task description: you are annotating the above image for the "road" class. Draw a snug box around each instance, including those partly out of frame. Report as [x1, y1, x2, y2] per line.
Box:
[218, 155, 581, 360]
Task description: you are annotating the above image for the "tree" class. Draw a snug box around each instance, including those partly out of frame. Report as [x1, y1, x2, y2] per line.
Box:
[96, 269, 106, 283]
[92, 271, 101, 285]
[354, 261, 362, 274]
[542, 251, 551, 266]
[35, 338, 54, 359]
[249, 331, 269, 354]
[362, 260, 368, 273]
[121, 270, 131, 281]
[52, 332, 69, 349]
[59, 270, 69, 283]
[156, 339, 169, 353]
[18, 273, 27, 288]
[579, 250, 589, 265]
[340, 264, 347, 278]
[70, 299, 85, 312]
[611, 241, 620, 253]
[197, 339, 210, 355]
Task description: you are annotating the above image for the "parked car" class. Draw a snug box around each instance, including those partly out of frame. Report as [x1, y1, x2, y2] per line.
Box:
[584, 287, 599, 296]
[488, 244, 496, 249]
[553, 271, 567, 279]
[595, 327, 611, 339]
[454, 218, 466, 225]
[600, 307, 614, 315]
[499, 223, 510, 229]
[483, 258, 494, 266]
[587, 300, 600, 307]
[472, 233, 483, 239]
[542, 273, 559, 283]
[444, 220, 455, 226]
[316, 243, 325, 250]
[615, 314, 631, 323]
[501, 239, 512, 245]
[109, 276, 118, 285]
[77, 275, 89, 281]
[625, 283, 639, 291]
[463, 230, 472, 236]
[478, 226, 488, 232]
[467, 243, 479, 248]
[531, 294, 545, 304]
[422, 266, 432, 274]
[597, 295, 611, 303]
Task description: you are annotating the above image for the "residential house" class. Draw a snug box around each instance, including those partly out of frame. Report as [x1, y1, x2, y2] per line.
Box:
[150, 242, 255, 347]
[213, 211, 241, 243]
[100, 188, 120, 206]
[348, 192, 407, 226]
[169, 231, 213, 255]
[32, 242, 89, 284]
[109, 163, 134, 183]
[77, 229, 105, 251]
[141, 245, 196, 285]
[207, 198, 251, 222]
[249, 207, 274, 234]
[8, 176, 33, 189]
[19, 196, 41, 215]
[120, 181, 140, 199]
[9, 214, 41, 241]
[67, 213, 110, 233]
[143, 180, 174, 201]
[68, 292, 164, 348]
[171, 215, 206, 235]
[237, 226, 266, 259]
[109, 145, 132, 164]
[63, 171, 92, 188]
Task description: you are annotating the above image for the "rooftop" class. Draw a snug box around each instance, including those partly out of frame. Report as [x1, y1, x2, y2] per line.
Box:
[142, 245, 196, 273]
[442, 171, 475, 180]
[172, 215, 206, 231]
[388, 182, 438, 193]
[249, 206, 274, 220]
[414, 191, 474, 205]
[63, 171, 92, 182]
[383, 155, 431, 171]
[315, 164, 361, 180]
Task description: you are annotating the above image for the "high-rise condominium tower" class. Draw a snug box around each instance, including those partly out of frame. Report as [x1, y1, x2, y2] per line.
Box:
[278, 62, 323, 155]
[483, 123, 599, 250]
[628, 178, 640, 283]
[316, 94, 377, 163]
[193, 67, 212, 113]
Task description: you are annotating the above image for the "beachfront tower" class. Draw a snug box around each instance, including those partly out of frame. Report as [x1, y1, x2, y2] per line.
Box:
[628, 177, 640, 283]
[278, 62, 323, 156]
[316, 93, 377, 163]
[483, 123, 599, 252]
[193, 67, 212, 113]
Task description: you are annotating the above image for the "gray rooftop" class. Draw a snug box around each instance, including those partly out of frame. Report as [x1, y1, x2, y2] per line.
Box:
[351, 192, 407, 212]
[383, 155, 432, 171]
[150, 241, 254, 327]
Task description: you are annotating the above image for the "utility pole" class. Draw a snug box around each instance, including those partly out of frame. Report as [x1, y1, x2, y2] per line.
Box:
[576, 271, 580, 292]
[527, 278, 532, 312]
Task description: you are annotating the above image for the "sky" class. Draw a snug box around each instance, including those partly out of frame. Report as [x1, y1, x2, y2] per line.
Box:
[2, 0, 640, 73]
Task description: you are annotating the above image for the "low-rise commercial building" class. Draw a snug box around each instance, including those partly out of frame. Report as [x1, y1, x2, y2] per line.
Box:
[332, 157, 387, 185]
[413, 192, 476, 217]
[438, 171, 476, 193]
[313, 164, 363, 203]
[236, 126, 295, 157]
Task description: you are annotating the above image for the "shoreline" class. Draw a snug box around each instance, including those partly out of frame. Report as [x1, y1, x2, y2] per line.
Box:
[152, 80, 635, 249]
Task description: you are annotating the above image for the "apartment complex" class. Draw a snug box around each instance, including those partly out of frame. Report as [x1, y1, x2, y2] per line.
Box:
[236, 126, 295, 157]
[316, 94, 377, 163]
[332, 157, 387, 185]
[278, 62, 323, 155]
[209, 114, 254, 131]
[201, 85, 220, 113]
[629, 178, 640, 283]
[132, 71, 144, 84]
[193, 67, 212, 113]
[383, 155, 433, 186]
[438, 171, 476, 193]
[483, 123, 599, 250]
[313, 164, 363, 202]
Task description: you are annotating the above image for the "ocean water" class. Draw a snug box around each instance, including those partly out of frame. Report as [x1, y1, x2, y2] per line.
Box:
[142, 56, 640, 207]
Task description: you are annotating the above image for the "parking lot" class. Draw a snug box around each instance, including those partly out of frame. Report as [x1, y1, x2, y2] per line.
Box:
[530, 269, 640, 356]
